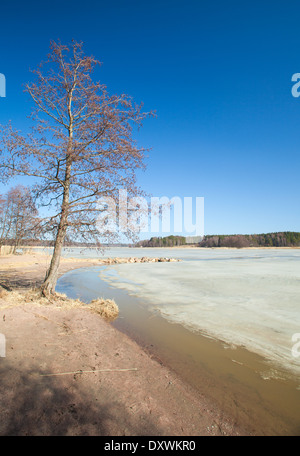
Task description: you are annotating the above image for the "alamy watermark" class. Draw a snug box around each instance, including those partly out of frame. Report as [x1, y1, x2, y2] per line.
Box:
[0, 333, 5, 357]
[0, 73, 6, 97]
[96, 190, 204, 237]
[291, 333, 300, 358]
[291, 73, 300, 97]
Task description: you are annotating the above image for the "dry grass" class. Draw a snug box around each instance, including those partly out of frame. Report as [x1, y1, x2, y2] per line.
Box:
[0, 286, 25, 308]
[0, 285, 119, 321]
[87, 298, 119, 321]
[0, 287, 7, 299]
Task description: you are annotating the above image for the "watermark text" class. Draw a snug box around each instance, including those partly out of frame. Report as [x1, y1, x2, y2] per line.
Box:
[0, 73, 6, 98]
[96, 190, 204, 237]
[292, 333, 300, 358]
[0, 333, 5, 357]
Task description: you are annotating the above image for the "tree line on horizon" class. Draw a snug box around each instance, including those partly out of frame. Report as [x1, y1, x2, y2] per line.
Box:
[135, 232, 300, 248]
[136, 235, 187, 247]
[198, 232, 300, 248]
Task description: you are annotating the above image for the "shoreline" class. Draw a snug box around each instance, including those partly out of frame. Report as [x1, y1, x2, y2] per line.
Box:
[0, 252, 247, 436]
[97, 263, 300, 380]
[112, 294, 300, 436]
[57, 263, 300, 436]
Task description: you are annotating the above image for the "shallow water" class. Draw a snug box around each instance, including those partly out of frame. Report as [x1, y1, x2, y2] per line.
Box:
[56, 247, 300, 435]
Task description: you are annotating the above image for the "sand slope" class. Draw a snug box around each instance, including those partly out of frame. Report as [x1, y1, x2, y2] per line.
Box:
[0, 253, 246, 436]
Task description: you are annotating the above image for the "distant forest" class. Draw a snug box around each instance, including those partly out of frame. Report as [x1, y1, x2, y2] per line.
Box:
[198, 232, 300, 248]
[136, 232, 300, 248]
[4, 232, 300, 249]
[136, 235, 187, 247]
[2, 238, 128, 248]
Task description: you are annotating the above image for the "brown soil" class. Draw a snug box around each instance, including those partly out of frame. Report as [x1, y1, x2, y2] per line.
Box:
[0, 252, 248, 436]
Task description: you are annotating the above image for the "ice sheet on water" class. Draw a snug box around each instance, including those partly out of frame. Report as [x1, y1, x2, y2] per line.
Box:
[99, 248, 300, 375]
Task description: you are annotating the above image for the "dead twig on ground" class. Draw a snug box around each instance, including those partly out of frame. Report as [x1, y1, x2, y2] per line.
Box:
[40, 368, 138, 377]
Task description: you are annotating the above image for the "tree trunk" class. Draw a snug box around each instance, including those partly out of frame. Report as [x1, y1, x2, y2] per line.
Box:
[40, 86, 74, 296]
[41, 218, 67, 295]
[41, 159, 72, 295]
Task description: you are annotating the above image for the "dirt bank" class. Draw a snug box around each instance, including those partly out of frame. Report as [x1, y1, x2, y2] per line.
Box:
[0, 252, 248, 436]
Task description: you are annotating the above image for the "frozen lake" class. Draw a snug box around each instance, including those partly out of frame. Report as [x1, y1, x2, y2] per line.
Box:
[55, 247, 300, 376]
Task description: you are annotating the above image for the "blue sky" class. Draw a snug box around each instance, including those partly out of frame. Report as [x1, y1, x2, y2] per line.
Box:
[0, 0, 299, 236]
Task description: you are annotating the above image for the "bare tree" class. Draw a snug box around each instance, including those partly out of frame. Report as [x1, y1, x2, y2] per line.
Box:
[9, 186, 38, 252]
[0, 186, 38, 253]
[0, 193, 13, 253]
[0, 40, 154, 294]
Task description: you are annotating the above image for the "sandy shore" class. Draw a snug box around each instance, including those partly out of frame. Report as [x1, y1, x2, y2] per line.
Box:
[0, 252, 249, 436]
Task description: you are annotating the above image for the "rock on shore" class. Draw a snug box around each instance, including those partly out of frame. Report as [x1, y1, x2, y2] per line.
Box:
[101, 257, 180, 265]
